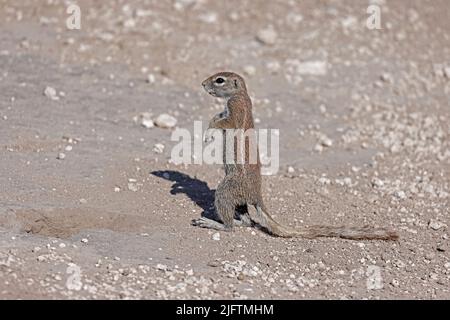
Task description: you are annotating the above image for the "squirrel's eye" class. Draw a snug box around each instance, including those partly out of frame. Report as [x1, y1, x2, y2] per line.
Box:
[215, 77, 225, 84]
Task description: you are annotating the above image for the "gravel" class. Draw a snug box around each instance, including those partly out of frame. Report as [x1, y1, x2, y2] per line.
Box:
[0, 0, 449, 300]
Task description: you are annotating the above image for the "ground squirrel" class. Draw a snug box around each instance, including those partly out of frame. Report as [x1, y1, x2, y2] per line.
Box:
[192, 71, 398, 240]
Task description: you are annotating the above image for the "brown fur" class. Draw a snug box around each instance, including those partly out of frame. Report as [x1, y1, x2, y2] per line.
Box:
[192, 72, 398, 241]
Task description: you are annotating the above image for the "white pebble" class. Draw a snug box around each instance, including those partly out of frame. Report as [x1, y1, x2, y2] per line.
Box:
[292, 60, 328, 76]
[212, 232, 221, 241]
[266, 61, 281, 74]
[314, 144, 324, 153]
[371, 178, 384, 188]
[156, 263, 167, 271]
[256, 27, 278, 45]
[128, 183, 139, 192]
[319, 135, 333, 147]
[146, 74, 155, 84]
[44, 86, 59, 100]
[429, 220, 446, 231]
[153, 143, 165, 154]
[243, 65, 256, 76]
[154, 113, 177, 129]
[139, 112, 154, 128]
[198, 12, 218, 24]
[394, 190, 406, 200]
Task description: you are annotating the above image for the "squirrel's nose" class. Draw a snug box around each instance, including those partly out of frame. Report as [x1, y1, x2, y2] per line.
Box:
[201, 80, 207, 87]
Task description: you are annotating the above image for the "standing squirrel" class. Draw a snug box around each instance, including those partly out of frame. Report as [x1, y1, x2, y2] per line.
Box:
[192, 71, 398, 240]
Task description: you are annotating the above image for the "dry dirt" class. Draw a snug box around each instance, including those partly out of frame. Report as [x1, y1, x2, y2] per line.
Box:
[0, 0, 449, 299]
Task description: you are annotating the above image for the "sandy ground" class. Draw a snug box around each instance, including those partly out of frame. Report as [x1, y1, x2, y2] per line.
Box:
[0, 0, 449, 299]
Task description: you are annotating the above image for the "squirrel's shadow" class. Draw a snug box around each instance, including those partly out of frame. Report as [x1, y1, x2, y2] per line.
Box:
[151, 170, 250, 223]
[151, 170, 216, 219]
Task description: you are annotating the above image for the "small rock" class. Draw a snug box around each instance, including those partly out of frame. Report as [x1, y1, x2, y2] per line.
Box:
[319, 104, 327, 114]
[44, 86, 59, 100]
[425, 253, 435, 261]
[256, 27, 278, 45]
[127, 183, 139, 192]
[123, 18, 136, 28]
[79, 198, 87, 204]
[266, 61, 281, 74]
[314, 144, 324, 153]
[317, 177, 331, 185]
[185, 269, 194, 276]
[153, 143, 165, 154]
[319, 135, 333, 147]
[81, 238, 89, 243]
[212, 232, 221, 241]
[139, 112, 154, 128]
[341, 16, 357, 29]
[146, 74, 156, 84]
[243, 65, 256, 76]
[444, 67, 450, 79]
[154, 114, 177, 129]
[287, 166, 295, 173]
[394, 190, 406, 200]
[296, 61, 328, 76]
[155, 263, 167, 271]
[207, 260, 220, 267]
[114, 187, 121, 192]
[430, 273, 439, 281]
[57, 153, 66, 160]
[429, 220, 446, 230]
[371, 178, 384, 188]
[198, 12, 218, 24]
[380, 73, 393, 83]
[390, 279, 400, 287]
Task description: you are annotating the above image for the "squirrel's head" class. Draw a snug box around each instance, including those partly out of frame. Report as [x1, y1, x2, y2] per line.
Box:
[202, 72, 247, 98]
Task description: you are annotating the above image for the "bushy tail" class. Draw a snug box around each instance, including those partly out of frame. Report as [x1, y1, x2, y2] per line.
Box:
[255, 206, 398, 240]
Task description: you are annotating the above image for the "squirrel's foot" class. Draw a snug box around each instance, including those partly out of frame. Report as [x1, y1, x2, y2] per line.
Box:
[191, 217, 232, 231]
[233, 214, 254, 227]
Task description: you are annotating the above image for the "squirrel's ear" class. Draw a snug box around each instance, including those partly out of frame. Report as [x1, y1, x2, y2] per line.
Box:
[234, 79, 238, 88]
